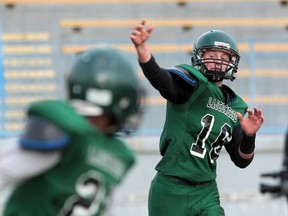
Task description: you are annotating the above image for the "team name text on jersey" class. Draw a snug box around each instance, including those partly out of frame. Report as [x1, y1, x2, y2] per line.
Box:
[206, 97, 237, 122]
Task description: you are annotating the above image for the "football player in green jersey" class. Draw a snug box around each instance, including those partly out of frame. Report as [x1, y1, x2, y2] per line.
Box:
[0, 48, 144, 216]
[130, 20, 264, 216]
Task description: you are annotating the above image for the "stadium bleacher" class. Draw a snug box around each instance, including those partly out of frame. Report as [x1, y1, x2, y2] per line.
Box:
[0, 0, 287, 136]
[1, 31, 56, 135]
[0, 2, 288, 215]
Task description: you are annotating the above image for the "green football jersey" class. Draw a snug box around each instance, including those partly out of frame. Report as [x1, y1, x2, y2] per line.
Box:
[155, 64, 247, 182]
[3, 100, 136, 216]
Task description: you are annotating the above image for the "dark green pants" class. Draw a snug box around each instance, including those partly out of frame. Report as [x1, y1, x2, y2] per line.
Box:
[148, 173, 224, 216]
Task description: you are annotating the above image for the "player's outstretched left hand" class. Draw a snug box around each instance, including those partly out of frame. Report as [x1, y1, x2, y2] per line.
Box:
[236, 107, 264, 137]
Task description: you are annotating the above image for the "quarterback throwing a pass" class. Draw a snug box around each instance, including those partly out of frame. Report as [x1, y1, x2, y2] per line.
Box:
[130, 20, 264, 216]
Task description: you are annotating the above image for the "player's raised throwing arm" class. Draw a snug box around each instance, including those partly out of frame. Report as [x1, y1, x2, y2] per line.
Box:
[130, 20, 155, 63]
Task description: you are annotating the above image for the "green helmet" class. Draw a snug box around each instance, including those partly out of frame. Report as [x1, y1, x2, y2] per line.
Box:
[67, 48, 145, 133]
[191, 30, 240, 81]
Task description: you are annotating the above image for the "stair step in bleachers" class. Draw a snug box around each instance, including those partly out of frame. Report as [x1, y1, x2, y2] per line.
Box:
[2, 32, 50, 41]
[4, 58, 52, 67]
[4, 69, 55, 79]
[59, 18, 288, 31]
[61, 42, 288, 55]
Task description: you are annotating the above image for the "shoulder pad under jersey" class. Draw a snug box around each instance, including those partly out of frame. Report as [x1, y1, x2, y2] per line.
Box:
[167, 66, 197, 86]
[176, 64, 208, 83]
[20, 115, 70, 151]
[27, 99, 93, 135]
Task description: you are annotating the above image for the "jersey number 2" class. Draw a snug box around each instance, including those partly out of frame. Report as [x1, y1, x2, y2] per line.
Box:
[58, 170, 110, 216]
[190, 114, 232, 163]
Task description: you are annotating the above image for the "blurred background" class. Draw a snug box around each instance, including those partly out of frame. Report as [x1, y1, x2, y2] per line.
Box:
[0, 0, 288, 215]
